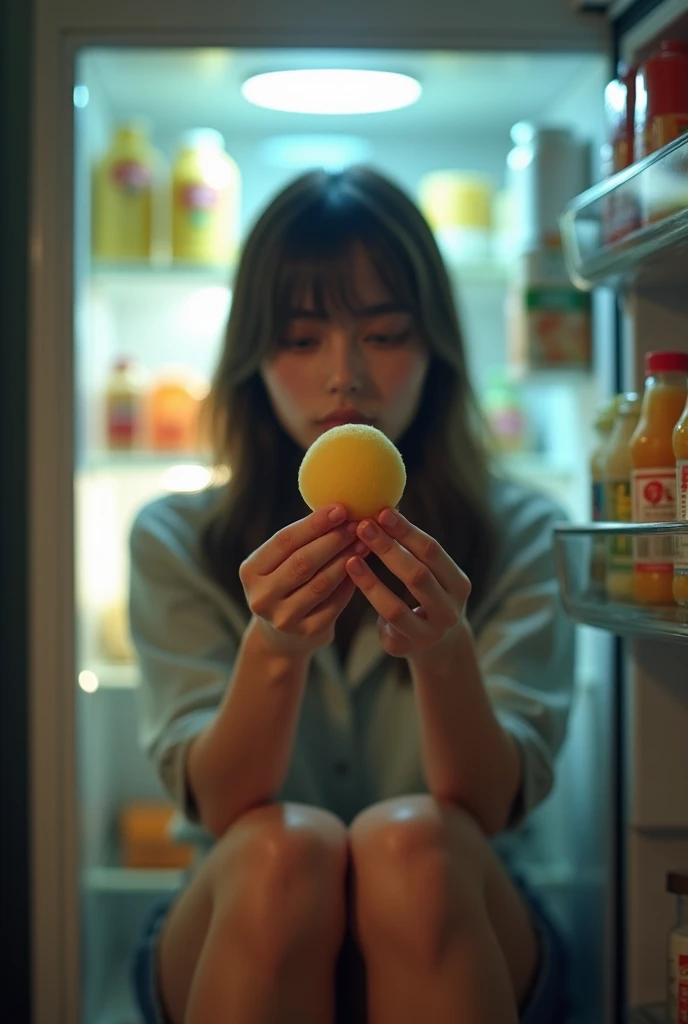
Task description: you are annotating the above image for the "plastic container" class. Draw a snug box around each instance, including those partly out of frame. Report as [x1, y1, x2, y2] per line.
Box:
[104, 357, 148, 450]
[673, 396, 688, 605]
[418, 172, 493, 263]
[482, 371, 529, 453]
[171, 128, 240, 266]
[119, 802, 196, 870]
[630, 351, 688, 605]
[635, 40, 688, 160]
[506, 125, 588, 254]
[590, 396, 620, 591]
[92, 123, 155, 261]
[149, 368, 209, 452]
[604, 392, 642, 601]
[667, 870, 688, 1024]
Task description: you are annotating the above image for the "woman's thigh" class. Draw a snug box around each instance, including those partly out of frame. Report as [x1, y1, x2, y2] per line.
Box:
[348, 794, 541, 1010]
[155, 802, 349, 1024]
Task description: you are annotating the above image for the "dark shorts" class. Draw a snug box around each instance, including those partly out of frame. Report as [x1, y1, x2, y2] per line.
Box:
[131, 872, 570, 1024]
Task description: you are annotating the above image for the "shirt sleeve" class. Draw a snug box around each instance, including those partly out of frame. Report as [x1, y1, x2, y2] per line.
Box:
[472, 491, 575, 830]
[128, 500, 241, 821]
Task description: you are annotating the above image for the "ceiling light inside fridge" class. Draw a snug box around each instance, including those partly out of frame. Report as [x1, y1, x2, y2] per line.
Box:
[241, 69, 422, 115]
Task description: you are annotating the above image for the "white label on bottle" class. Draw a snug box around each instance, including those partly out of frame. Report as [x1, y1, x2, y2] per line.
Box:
[677, 461, 688, 576]
[631, 468, 676, 571]
[667, 931, 688, 1024]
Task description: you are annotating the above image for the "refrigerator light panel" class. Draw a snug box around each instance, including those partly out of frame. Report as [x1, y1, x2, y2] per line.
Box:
[241, 69, 422, 115]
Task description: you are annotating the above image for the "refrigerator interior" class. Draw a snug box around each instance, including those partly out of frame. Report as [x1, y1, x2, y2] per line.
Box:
[73, 45, 614, 1022]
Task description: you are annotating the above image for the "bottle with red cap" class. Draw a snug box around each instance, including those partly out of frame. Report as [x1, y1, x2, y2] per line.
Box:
[635, 40, 688, 160]
[629, 350, 688, 605]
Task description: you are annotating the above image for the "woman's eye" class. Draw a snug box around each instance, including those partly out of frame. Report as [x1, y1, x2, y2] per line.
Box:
[280, 337, 319, 350]
[367, 330, 411, 346]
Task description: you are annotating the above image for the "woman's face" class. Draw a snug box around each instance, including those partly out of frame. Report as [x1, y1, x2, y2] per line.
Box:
[260, 247, 430, 450]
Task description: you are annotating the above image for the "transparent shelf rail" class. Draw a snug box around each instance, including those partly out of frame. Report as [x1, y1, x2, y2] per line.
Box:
[559, 132, 688, 290]
[553, 523, 688, 641]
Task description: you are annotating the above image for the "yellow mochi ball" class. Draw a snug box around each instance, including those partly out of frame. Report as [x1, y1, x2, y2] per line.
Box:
[298, 423, 406, 521]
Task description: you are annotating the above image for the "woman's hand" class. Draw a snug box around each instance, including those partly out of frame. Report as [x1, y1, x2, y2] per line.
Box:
[345, 508, 471, 661]
[240, 504, 370, 658]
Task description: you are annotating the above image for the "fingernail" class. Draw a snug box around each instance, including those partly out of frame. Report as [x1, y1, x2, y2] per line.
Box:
[360, 521, 377, 541]
[379, 509, 397, 529]
[353, 541, 369, 556]
[348, 558, 365, 576]
[328, 505, 347, 523]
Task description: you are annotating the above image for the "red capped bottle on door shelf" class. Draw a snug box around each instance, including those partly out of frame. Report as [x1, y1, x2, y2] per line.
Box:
[630, 351, 688, 605]
[104, 357, 147, 451]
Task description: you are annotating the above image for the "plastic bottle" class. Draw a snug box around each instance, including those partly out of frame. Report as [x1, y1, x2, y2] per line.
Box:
[149, 368, 209, 452]
[92, 123, 155, 261]
[104, 357, 147, 450]
[635, 40, 688, 160]
[590, 396, 620, 591]
[630, 351, 688, 605]
[171, 129, 240, 266]
[667, 871, 688, 1024]
[603, 392, 642, 601]
[673, 395, 688, 605]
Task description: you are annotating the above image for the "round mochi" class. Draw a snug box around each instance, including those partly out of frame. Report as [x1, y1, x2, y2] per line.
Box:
[298, 423, 406, 521]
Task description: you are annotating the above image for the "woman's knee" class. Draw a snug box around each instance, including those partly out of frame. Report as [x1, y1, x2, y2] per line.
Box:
[349, 798, 485, 965]
[208, 802, 349, 965]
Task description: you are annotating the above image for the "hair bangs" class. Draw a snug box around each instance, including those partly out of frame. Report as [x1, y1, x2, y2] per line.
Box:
[271, 200, 418, 332]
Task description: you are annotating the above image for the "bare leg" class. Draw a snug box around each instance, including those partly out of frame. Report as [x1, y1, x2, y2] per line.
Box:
[157, 803, 349, 1024]
[349, 795, 539, 1024]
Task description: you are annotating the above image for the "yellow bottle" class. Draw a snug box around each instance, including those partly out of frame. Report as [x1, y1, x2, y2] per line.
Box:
[171, 129, 240, 266]
[604, 392, 642, 601]
[673, 396, 688, 605]
[590, 396, 620, 591]
[92, 123, 155, 261]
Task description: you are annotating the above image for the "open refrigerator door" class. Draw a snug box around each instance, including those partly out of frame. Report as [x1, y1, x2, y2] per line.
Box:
[558, 2, 688, 1021]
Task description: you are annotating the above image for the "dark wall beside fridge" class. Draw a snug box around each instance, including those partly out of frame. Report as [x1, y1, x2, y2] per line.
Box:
[0, 0, 33, 1019]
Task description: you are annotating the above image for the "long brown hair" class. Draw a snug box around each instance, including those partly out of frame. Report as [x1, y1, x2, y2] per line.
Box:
[201, 166, 497, 619]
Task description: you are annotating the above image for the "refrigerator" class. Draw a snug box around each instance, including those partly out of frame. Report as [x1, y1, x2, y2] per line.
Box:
[5, 0, 687, 1021]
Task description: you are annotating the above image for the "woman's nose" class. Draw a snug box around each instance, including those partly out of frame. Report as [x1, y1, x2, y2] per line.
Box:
[327, 337, 363, 395]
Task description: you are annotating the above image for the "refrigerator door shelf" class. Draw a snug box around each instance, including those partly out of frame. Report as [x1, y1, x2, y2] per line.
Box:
[559, 132, 688, 291]
[553, 522, 688, 642]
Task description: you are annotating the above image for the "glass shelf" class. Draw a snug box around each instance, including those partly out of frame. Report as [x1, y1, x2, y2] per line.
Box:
[79, 450, 213, 472]
[84, 865, 185, 893]
[560, 132, 688, 290]
[554, 523, 688, 642]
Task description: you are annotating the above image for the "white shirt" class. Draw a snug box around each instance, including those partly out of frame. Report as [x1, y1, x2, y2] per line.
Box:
[128, 475, 574, 851]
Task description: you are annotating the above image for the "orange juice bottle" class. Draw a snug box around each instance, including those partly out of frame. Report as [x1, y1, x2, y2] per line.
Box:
[148, 368, 209, 452]
[630, 351, 688, 605]
[673, 396, 688, 605]
[604, 392, 642, 601]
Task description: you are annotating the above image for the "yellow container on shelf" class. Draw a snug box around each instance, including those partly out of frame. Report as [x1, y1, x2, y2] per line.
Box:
[92, 122, 156, 261]
[418, 171, 493, 262]
[172, 128, 240, 266]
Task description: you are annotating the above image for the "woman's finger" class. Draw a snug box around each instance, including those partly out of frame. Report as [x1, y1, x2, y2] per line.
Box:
[273, 542, 370, 627]
[355, 520, 454, 626]
[249, 504, 350, 576]
[345, 557, 432, 641]
[375, 508, 470, 603]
